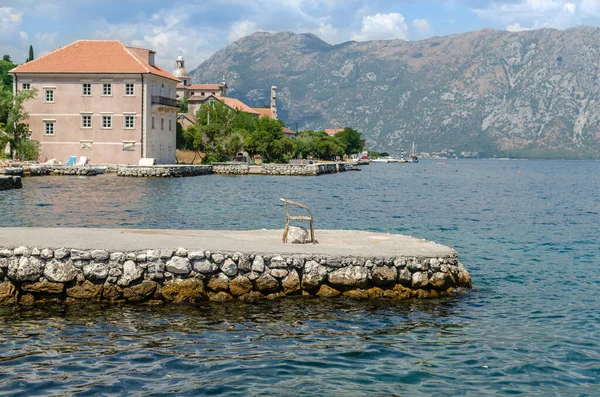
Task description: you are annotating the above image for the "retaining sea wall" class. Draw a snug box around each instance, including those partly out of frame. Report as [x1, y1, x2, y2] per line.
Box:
[0, 243, 471, 306]
[117, 165, 212, 177]
[0, 176, 22, 191]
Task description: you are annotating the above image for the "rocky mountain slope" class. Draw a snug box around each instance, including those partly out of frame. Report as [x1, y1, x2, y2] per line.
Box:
[191, 27, 600, 159]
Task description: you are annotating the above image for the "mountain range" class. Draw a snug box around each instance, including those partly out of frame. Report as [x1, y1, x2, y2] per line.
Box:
[191, 27, 600, 159]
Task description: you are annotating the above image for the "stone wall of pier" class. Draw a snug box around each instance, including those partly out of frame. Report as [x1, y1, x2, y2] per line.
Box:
[262, 163, 346, 176]
[117, 165, 212, 177]
[212, 163, 250, 175]
[0, 176, 22, 191]
[0, 245, 471, 305]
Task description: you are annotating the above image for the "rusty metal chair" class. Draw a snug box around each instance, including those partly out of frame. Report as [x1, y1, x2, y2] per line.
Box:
[280, 198, 315, 244]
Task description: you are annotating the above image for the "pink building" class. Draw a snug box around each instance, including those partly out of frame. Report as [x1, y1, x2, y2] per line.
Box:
[10, 40, 180, 164]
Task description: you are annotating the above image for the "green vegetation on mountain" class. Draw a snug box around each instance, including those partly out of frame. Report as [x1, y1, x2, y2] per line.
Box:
[191, 27, 600, 159]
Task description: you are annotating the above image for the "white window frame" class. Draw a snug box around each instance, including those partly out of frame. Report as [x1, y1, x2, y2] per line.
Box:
[101, 115, 112, 129]
[102, 83, 112, 96]
[124, 114, 135, 129]
[44, 88, 55, 103]
[124, 82, 135, 96]
[81, 114, 92, 128]
[82, 83, 92, 96]
[44, 120, 55, 136]
[22, 82, 31, 90]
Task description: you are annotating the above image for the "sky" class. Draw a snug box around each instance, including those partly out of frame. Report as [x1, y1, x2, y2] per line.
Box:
[2, 0, 600, 71]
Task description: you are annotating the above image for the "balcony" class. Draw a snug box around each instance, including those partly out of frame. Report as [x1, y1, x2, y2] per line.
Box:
[151, 96, 178, 108]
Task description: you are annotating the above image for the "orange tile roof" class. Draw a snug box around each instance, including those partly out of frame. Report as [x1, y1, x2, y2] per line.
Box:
[253, 108, 274, 119]
[325, 128, 344, 136]
[282, 127, 296, 135]
[188, 84, 221, 90]
[220, 97, 260, 115]
[10, 40, 179, 81]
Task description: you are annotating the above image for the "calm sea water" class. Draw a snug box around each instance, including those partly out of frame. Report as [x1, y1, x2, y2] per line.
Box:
[1, 160, 599, 396]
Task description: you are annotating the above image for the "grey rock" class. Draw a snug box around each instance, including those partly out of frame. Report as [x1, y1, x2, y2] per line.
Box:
[411, 272, 429, 288]
[159, 249, 174, 259]
[407, 259, 423, 272]
[429, 272, 450, 289]
[119, 260, 143, 286]
[212, 253, 225, 265]
[146, 250, 161, 261]
[136, 253, 147, 262]
[147, 261, 165, 279]
[269, 255, 286, 268]
[393, 257, 406, 268]
[44, 259, 78, 283]
[175, 247, 188, 257]
[271, 268, 289, 278]
[165, 257, 191, 275]
[292, 257, 305, 269]
[247, 271, 260, 281]
[83, 262, 109, 280]
[31, 247, 41, 256]
[110, 252, 125, 262]
[0, 249, 12, 258]
[287, 226, 308, 243]
[370, 266, 397, 286]
[252, 256, 265, 273]
[40, 248, 54, 259]
[9, 256, 43, 281]
[236, 253, 251, 272]
[193, 259, 217, 274]
[71, 249, 91, 261]
[125, 252, 137, 261]
[398, 268, 412, 285]
[188, 251, 205, 260]
[328, 266, 369, 289]
[14, 246, 29, 256]
[429, 258, 441, 272]
[220, 258, 238, 277]
[302, 260, 327, 289]
[90, 250, 110, 261]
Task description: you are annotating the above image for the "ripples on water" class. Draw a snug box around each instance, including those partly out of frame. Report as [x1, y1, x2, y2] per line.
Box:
[1, 160, 599, 395]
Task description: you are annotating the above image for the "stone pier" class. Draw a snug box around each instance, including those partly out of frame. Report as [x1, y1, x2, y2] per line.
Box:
[0, 176, 22, 190]
[0, 228, 472, 305]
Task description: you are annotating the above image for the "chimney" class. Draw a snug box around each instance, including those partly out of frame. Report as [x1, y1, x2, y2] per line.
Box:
[148, 51, 156, 66]
[271, 86, 277, 120]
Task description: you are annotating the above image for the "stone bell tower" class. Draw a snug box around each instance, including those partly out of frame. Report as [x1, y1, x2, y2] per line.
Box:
[271, 86, 277, 120]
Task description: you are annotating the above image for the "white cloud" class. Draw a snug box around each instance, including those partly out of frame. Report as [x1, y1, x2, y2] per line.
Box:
[317, 22, 338, 44]
[36, 32, 58, 47]
[228, 20, 258, 43]
[351, 13, 408, 41]
[19, 31, 28, 41]
[506, 23, 531, 32]
[0, 7, 22, 33]
[473, 0, 588, 30]
[413, 18, 432, 35]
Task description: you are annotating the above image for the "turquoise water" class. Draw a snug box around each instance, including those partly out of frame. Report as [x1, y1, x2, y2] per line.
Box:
[1, 160, 599, 395]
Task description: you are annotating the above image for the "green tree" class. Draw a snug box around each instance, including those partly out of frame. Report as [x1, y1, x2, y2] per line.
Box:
[26, 46, 34, 63]
[2, 55, 11, 62]
[0, 58, 17, 91]
[2, 88, 37, 159]
[335, 127, 363, 155]
[296, 130, 345, 160]
[178, 96, 188, 113]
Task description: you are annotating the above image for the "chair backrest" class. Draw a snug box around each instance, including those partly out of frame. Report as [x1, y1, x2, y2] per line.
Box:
[65, 156, 76, 165]
[280, 198, 313, 219]
[77, 156, 87, 165]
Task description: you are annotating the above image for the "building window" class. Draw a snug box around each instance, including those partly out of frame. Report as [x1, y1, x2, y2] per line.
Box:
[161, 118, 164, 130]
[209, 100, 214, 106]
[102, 83, 112, 96]
[45, 89, 54, 103]
[82, 83, 92, 96]
[125, 83, 135, 96]
[168, 119, 172, 131]
[102, 115, 112, 129]
[124, 115, 135, 129]
[44, 121, 55, 136]
[80, 141, 93, 150]
[211, 92, 215, 95]
[152, 117, 155, 129]
[123, 142, 135, 151]
[81, 115, 92, 128]
[22, 83, 30, 90]
[201, 92, 205, 96]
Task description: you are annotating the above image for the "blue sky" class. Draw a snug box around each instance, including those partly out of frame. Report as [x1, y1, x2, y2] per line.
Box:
[2, 0, 600, 71]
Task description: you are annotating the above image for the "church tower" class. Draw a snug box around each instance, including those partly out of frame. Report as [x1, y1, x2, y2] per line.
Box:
[271, 86, 278, 120]
[172, 55, 191, 87]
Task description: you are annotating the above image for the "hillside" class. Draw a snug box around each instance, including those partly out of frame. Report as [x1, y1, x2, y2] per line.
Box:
[191, 27, 600, 159]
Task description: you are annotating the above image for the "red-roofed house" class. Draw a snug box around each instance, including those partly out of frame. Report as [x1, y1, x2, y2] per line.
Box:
[325, 129, 344, 136]
[10, 40, 180, 164]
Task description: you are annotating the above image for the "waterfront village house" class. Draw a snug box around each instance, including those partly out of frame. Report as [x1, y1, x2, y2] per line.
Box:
[172, 56, 295, 139]
[9, 40, 180, 164]
[325, 129, 344, 136]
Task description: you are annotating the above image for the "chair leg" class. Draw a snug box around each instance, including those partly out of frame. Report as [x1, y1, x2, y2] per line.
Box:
[310, 220, 315, 244]
[283, 220, 289, 243]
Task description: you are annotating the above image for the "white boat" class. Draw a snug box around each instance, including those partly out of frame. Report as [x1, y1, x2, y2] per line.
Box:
[371, 158, 389, 163]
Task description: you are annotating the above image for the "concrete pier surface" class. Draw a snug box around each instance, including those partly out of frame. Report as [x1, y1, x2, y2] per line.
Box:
[0, 228, 471, 305]
[0, 228, 454, 258]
